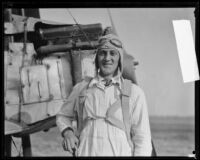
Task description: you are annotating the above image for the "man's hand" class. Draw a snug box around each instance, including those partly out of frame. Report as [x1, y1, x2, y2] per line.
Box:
[62, 130, 79, 156]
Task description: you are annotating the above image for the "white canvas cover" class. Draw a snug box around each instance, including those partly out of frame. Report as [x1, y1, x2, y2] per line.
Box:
[5, 43, 72, 124]
[20, 65, 50, 104]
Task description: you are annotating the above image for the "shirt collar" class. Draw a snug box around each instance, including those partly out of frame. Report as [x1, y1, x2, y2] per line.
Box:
[88, 69, 123, 89]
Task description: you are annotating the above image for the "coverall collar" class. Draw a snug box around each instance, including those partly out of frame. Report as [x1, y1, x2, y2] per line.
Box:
[88, 69, 123, 89]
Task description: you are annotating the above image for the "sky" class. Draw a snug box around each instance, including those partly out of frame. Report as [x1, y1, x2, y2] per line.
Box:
[39, 8, 196, 117]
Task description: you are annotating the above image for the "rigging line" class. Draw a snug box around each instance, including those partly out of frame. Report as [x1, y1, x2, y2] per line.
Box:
[67, 9, 94, 48]
[18, 9, 29, 123]
[5, 9, 14, 96]
[107, 8, 118, 36]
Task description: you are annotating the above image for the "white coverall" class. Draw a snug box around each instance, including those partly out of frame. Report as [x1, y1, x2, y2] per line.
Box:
[56, 74, 152, 156]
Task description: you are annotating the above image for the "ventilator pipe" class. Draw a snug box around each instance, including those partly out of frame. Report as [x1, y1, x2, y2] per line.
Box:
[38, 23, 102, 40]
[36, 41, 99, 55]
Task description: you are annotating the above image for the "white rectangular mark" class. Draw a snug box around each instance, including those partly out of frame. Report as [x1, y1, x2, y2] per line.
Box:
[173, 20, 199, 83]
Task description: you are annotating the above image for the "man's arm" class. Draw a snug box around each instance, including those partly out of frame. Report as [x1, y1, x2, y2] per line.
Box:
[56, 83, 82, 135]
[56, 83, 84, 155]
[129, 84, 152, 156]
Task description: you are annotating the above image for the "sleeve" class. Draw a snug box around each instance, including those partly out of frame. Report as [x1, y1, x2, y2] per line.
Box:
[56, 83, 82, 134]
[129, 84, 152, 156]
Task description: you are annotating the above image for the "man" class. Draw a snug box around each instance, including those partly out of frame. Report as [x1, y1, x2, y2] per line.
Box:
[56, 33, 152, 156]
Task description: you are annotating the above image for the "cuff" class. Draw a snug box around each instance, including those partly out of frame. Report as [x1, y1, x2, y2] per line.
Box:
[61, 127, 74, 137]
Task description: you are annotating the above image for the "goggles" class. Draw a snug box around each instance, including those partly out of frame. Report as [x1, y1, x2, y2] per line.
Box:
[97, 48, 119, 56]
[98, 38, 123, 49]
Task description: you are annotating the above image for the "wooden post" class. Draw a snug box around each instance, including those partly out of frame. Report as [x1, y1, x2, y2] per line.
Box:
[21, 135, 32, 157]
[5, 135, 12, 157]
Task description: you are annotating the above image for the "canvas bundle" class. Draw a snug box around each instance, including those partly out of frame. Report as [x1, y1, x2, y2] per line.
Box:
[5, 43, 73, 124]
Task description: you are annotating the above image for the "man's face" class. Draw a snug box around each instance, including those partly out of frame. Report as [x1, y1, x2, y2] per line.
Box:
[97, 48, 120, 78]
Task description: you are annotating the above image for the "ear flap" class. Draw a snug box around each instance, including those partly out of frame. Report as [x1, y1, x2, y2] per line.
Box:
[95, 52, 99, 70]
[118, 56, 122, 72]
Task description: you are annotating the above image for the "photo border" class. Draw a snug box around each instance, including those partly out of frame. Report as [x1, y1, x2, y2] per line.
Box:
[1, 0, 199, 159]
